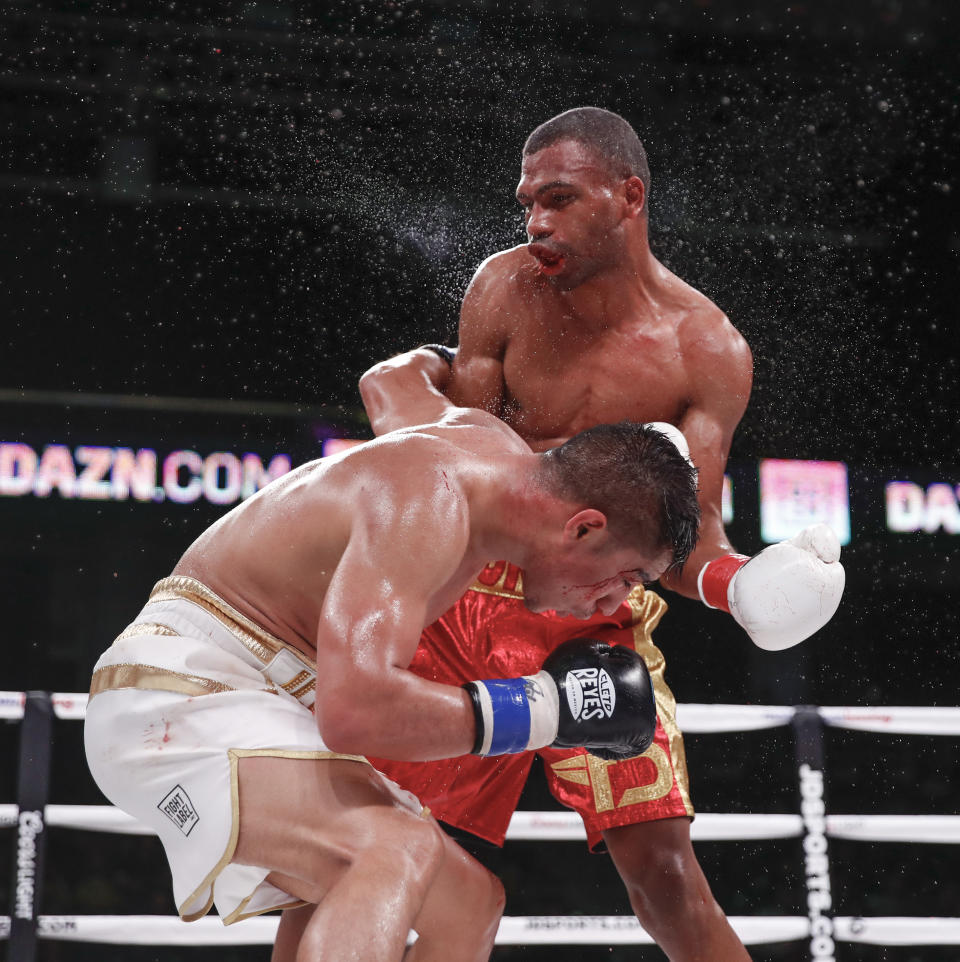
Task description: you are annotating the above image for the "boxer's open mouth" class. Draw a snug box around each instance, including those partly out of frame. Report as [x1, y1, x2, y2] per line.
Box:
[528, 245, 566, 276]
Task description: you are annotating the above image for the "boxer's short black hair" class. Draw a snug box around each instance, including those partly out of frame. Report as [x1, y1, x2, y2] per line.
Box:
[543, 421, 700, 572]
[523, 107, 650, 205]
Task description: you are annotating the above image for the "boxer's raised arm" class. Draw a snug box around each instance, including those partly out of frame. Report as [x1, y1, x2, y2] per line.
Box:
[658, 311, 752, 599]
[359, 347, 456, 436]
[359, 255, 514, 435]
[445, 255, 512, 415]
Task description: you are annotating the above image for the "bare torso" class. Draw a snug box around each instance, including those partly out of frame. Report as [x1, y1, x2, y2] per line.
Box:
[471, 246, 735, 451]
[173, 410, 527, 661]
[448, 244, 753, 595]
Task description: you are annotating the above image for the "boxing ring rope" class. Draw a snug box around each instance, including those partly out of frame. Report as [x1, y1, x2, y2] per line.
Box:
[3, 693, 960, 958]
[7, 805, 960, 846]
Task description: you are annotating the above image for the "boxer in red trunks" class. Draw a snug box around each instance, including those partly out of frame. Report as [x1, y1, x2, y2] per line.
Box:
[361, 108, 844, 961]
[379, 559, 687, 853]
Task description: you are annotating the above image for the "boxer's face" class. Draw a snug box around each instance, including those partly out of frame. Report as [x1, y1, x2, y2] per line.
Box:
[523, 537, 672, 621]
[516, 139, 631, 290]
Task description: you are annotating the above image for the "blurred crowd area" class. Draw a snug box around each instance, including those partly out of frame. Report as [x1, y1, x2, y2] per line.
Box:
[3, 0, 958, 464]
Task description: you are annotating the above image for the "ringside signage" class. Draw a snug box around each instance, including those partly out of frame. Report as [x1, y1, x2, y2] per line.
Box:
[885, 480, 960, 534]
[0, 441, 292, 506]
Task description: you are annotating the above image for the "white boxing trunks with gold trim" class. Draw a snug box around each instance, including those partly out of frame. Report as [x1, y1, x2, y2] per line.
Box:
[83, 576, 425, 925]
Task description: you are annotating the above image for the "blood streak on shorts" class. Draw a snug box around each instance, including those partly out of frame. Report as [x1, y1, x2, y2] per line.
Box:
[372, 562, 693, 851]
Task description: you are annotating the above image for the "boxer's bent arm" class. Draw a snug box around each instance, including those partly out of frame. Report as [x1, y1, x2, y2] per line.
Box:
[445, 256, 511, 415]
[659, 312, 753, 599]
[359, 257, 512, 434]
[313, 474, 477, 761]
[659, 405, 738, 598]
[359, 347, 455, 436]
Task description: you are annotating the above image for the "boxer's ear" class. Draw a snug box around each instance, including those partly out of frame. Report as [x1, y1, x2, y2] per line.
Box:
[562, 509, 608, 543]
[623, 176, 645, 216]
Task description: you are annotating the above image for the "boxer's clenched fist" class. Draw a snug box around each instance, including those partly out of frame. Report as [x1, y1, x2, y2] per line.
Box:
[698, 523, 845, 651]
[465, 638, 657, 760]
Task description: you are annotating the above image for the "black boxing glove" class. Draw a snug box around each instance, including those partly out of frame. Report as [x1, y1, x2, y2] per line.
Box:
[543, 639, 656, 761]
[464, 638, 656, 761]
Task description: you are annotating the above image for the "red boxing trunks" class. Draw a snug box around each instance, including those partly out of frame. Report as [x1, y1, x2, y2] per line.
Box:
[372, 562, 693, 852]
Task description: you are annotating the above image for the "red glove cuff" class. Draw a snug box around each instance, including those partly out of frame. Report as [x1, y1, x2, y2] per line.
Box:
[698, 554, 751, 612]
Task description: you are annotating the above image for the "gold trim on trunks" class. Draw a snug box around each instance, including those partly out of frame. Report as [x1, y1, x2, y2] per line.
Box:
[88, 663, 262, 700]
[146, 576, 320, 679]
[181, 748, 373, 925]
[287, 678, 316, 702]
[626, 585, 694, 818]
[468, 561, 525, 599]
[280, 670, 313, 694]
[115, 622, 180, 641]
[149, 575, 291, 665]
[100, 576, 318, 707]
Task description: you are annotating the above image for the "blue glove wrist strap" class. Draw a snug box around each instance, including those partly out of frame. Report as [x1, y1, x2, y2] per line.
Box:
[465, 678, 531, 756]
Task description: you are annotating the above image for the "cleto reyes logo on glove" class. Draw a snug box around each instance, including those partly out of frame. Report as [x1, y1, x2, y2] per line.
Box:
[564, 667, 616, 722]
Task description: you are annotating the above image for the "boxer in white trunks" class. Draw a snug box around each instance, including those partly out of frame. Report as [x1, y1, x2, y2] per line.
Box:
[84, 391, 701, 962]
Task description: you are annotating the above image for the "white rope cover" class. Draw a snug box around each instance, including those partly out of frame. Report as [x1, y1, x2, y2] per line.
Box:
[0, 692, 88, 721]
[0, 691, 24, 720]
[5, 693, 960, 735]
[49, 692, 88, 721]
[4, 915, 959, 947]
[8, 806, 960, 844]
[819, 706, 960, 736]
[0, 804, 151, 834]
[825, 814, 960, 844]
[675, 703, 796, 732]
[0, 914, 808, 946]
[832, 917, 960, 946]
[494, 915, 809, 946]
[505, 810, 804, 841]
[0, 915, 280, 945]
[0, 806, 806, 841]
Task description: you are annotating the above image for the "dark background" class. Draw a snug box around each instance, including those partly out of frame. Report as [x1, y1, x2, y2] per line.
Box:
[1, 1, 958, 959]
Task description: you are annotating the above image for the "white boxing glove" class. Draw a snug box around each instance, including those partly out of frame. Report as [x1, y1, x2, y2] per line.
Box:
[697, 524, 845, 651]
[645, 422, 693, 466]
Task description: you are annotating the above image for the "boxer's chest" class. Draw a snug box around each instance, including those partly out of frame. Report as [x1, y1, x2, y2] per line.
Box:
[501, 321, 689, 442]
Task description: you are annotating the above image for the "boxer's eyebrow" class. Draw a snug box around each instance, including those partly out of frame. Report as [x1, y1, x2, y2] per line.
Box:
[516, 180, 577, 202]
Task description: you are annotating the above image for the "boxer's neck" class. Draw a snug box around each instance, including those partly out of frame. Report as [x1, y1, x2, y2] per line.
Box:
[554, 228, 665, 331]
[466, 455, 572, 568]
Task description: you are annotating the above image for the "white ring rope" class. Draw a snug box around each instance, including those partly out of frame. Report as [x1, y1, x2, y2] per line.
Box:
[818, 705, 960, 736]
[2, 915, 959, 947]
[507, 810, 805, 841]
[6, 805, 960, 844]
[675, 703, 796, 732]
[3, 692, 959, 948]
[5, 693, 960, 734]
[831, 917, 960, 946]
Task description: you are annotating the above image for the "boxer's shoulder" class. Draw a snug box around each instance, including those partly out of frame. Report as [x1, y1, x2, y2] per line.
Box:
[483, 244, 532, 274]
[664, 284, 752, 376]
[460, 248, 532, 341]
[389, 414, 520, 461]
[467, 246, 540, 302]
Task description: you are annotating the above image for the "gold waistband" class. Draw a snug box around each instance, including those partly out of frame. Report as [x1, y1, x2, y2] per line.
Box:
[93, 577, 314, 702]
[141, 575, 300, 667]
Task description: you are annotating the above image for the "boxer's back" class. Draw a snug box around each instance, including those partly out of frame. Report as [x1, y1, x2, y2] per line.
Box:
[173, 409, 522, 657]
